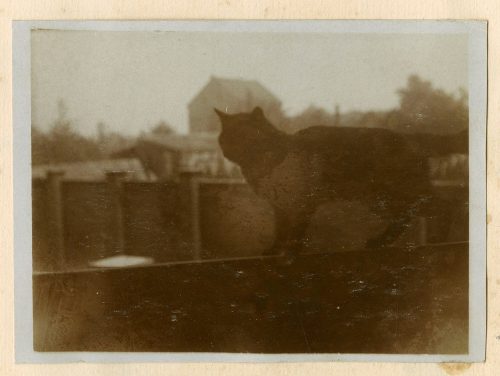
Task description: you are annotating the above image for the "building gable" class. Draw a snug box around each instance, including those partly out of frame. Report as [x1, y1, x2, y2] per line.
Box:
[188, 76, 283, 133]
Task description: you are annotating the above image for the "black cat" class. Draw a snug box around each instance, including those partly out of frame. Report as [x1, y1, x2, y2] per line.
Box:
[215, 107, 467, 256]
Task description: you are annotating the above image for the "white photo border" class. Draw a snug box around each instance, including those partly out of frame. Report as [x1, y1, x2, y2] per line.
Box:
[13, 19, 487, 363]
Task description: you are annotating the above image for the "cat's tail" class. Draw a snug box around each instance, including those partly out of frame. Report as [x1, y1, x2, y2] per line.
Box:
[407, 129, 468, 157]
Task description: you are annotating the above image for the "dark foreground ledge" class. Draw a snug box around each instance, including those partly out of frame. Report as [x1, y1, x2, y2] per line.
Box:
[33, 244, 468, 354]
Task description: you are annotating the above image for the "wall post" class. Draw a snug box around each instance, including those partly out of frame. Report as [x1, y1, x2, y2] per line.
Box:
[178, 171, 202, 260]
[106, 171, 128, 256]
[46, 171, 66, 270]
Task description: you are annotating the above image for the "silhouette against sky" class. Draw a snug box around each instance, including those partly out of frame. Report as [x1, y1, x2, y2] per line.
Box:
[31, 30, 468, 136]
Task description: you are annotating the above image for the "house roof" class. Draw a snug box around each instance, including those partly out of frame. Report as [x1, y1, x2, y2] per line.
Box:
[188, 76, 281, 108]
[139, 133, 220, 152]
[32, 158, 150, 181]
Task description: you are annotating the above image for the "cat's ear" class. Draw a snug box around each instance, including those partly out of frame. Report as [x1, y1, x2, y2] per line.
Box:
[214, 108, 228, 119]
[251, 106, 264, 119]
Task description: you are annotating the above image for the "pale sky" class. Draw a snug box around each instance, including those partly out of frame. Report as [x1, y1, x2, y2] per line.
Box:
[31, 30, 468, 136]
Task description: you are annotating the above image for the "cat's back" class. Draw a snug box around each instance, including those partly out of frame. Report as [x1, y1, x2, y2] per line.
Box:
[291, 125, 405, 156]
[289, 125, 427, 196]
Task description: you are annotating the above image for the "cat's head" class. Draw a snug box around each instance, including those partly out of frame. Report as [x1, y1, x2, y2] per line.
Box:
[214, 106, 271, 134]
[214, 107, 280, 165]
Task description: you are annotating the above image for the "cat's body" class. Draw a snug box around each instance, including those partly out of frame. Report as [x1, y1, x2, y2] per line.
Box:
[216, 107, 467, 256]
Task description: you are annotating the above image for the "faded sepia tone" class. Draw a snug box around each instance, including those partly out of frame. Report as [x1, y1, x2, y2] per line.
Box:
[27, 25, 474, 357]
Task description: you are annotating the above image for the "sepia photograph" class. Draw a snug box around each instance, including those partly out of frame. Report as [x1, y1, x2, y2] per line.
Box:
[13, 20, 486, 362]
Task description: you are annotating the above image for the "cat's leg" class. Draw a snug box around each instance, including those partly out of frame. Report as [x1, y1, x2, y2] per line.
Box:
[279, 208, 315, 263]
[365, 213, 412, 249]
[287, 214, 312, 255]
[366, 191, 432, 249]
[263, 207, 291, 255]
[265, 207, 312, 259]
[366, 198, 419, 249]
[419, 195, 459, 243]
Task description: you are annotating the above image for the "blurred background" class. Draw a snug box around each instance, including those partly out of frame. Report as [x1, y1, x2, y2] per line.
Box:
[31, 30, 469, 272]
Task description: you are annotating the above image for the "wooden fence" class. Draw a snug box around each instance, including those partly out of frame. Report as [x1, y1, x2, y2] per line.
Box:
[32, 171, 468, 273]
